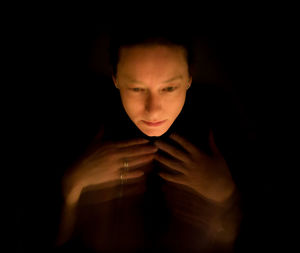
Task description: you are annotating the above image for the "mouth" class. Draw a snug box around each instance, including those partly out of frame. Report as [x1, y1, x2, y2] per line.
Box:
[142, 120, 167, 127]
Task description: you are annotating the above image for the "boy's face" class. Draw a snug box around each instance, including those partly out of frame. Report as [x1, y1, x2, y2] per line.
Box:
[113, 45, 192, 137]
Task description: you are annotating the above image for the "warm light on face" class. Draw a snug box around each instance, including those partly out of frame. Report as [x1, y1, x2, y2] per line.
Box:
[113, 45, 192, 137]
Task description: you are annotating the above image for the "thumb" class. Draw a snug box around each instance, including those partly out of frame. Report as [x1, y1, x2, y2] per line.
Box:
[209, 129, 222, 156]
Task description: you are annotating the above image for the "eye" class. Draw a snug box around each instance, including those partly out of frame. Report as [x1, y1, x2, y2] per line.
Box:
[163, 87, 177, 92]
[130, 88, 145, 92]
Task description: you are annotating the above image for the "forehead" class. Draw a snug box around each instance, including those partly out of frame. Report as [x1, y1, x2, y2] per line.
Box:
[117, 45, 188, 81]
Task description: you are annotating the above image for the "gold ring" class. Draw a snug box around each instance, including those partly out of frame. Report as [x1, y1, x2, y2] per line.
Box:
[123, 160, 129, 170]
[123, 159, 128, 183]
[120, 159, 129, 185]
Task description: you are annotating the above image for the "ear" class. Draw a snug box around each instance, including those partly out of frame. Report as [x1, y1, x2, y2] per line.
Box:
[112, 75, 119, 89]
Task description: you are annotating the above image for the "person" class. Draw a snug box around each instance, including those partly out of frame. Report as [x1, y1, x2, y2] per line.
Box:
[53, 25, 250, 253]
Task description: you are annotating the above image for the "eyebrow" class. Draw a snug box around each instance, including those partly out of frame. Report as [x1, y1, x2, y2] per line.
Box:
[124, 75, 183, 85]
[162, 76, 183, 83]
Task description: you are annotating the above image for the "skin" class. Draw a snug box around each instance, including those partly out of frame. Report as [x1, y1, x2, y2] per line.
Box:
[113, 45, 192, 137]
[56, 43, 238, 247]
[113, 44, 235, 202]
[57, 128, 158, 246]
[62, 128, 157, 205]
[155, 131, 235, 203]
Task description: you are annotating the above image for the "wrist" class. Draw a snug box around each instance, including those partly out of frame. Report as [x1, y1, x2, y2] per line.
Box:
[62, 171, 84, 206]
[197, 178, 237, 205]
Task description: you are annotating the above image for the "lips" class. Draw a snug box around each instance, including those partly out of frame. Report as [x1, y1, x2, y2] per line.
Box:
[142, 120, 167, 127]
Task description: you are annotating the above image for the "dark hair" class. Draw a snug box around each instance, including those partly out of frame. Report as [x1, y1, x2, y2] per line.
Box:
[108, 23, 194, 77]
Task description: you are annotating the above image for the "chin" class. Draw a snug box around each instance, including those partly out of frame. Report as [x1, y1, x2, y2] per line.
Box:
[143, 131, 164, 137]
[141, 130, 166, 137]
[137, 124, 171, 137]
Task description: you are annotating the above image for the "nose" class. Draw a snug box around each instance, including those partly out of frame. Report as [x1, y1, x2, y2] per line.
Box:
[144, 93, 162, 117]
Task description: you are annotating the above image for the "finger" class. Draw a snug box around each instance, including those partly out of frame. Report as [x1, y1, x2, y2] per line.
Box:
[115, 138, 150, 148]
[154, 153, 187, 175]
[123, 153, 155, 169]
[154, 140, 189, 163]
[209, 129, 222, 156]
[158, 172, 186, 185]
[122, 170, 145, 180]
[169, 133, 198, 154]
[118, 144, 158, 158]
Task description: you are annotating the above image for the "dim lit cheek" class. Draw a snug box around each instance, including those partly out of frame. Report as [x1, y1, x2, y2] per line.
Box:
[168, 97, 185, 114]
[122, 99, 145, 118]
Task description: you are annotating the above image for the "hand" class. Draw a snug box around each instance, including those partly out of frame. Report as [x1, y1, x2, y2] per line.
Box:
[62, 127, 158, 204]
[154, 130, 236, 203]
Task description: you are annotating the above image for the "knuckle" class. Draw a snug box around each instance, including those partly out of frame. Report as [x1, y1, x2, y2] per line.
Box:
[145, 153, 155, 159]
[107, 150, 119, 161]
[140, 154, 154, 163]
[184, 168, 190, 176]
[143, 147, 156, 154]
[132, 145, 154, 155]
[109, 150, 117, 158]
[139, 155, 151, 162]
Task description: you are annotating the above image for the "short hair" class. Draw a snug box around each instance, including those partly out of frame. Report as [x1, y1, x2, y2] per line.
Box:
[108, 23, 194, 77]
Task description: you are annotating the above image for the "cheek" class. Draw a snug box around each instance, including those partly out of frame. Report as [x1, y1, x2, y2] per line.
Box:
[120, 94, 144, 116]
[165, 93, 186, 114]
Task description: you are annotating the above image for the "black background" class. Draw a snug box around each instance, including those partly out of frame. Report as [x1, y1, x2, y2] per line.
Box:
[11, 6, 288, 252]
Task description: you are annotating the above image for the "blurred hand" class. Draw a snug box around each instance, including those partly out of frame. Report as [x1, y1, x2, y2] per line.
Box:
[62, 127, 157, 204]
[154, 130, 236, 203]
